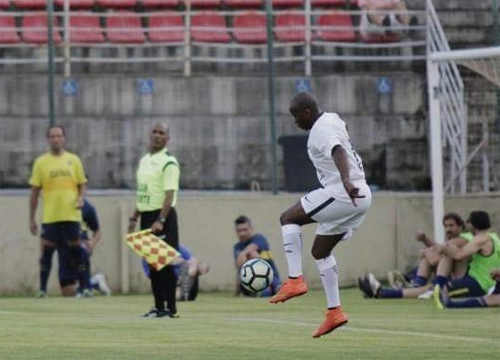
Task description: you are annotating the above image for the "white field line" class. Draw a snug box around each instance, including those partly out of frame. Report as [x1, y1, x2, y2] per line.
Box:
[227, 317, 498, 344]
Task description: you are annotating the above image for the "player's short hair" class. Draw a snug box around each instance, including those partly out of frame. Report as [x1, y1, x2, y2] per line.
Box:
[467, 211, 491, 231]
[442, 212, 465, 230]
[235, 215, 251, 226]
[46, 125, 66, 137]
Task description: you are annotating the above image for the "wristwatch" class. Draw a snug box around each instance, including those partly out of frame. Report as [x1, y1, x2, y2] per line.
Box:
[158, 217, 166, 224]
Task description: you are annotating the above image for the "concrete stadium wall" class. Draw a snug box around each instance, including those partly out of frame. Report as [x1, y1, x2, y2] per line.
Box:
[0, 73, 427, 191]
[1, 191, 499, 296]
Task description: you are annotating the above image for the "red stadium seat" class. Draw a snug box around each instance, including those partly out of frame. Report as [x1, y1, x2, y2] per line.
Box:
[21, 13, 62, 44]
[316, 12, 356, 42]
[148, 11, 184, 43]
[233, 11, 267, 44]
[142, 0, 179, 8]
[311, 0, 349, 6]
[96, 0, 136, 8]
[191, 11, 230, 43]
[54, 0, 95, 8]
[361, 33, 401, 43]
[12, 0, 46, 9]
[181, 0, 220, 7]
[272, 0, 302, 7]
[106, 11, 146, 43]
[0, 13, 20, 43]
[69, 11, 105, 43]
[275, 11, 305, 42]
[0, 0, 10, 9]
[223, 0, 262, 8]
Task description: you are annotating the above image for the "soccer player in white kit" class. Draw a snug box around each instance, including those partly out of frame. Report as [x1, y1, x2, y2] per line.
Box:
[270, 92, 372, 338]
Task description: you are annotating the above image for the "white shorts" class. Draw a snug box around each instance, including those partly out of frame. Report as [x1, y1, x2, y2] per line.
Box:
[300, 187, 372, 237]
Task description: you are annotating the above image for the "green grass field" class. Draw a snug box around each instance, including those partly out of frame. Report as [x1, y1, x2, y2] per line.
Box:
[1, 289, 499, 360]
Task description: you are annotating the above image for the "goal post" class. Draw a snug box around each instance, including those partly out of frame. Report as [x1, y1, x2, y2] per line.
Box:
[427, 45, 500, 243]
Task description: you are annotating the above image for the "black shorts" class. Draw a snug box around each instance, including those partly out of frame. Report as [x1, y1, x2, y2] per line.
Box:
[493, 281, 500, 295]
[41, 222, 81, 245]
[447, 275, 486, 298]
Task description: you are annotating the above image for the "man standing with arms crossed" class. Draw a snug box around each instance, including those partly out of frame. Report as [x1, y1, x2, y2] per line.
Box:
[29, 125, 89, 297]
[128, 123, 180, 318]
[270, 92, 372, 338]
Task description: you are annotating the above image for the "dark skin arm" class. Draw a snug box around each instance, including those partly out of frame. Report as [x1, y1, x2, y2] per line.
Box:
[150, 190, 175, 233]
[332, 145, 365, 206]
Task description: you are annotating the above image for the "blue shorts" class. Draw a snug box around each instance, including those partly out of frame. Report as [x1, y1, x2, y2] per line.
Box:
[58, 242, 91, 287]
[41, 222, 80, 244]
[447, 275, 486, 298]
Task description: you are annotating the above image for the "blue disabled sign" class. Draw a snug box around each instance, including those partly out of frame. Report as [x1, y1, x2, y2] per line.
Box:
[376, 77, 392, 94]
[62, 78, 78, 96]
[295, 78, 312, 93]
[138, 79, 154, 95]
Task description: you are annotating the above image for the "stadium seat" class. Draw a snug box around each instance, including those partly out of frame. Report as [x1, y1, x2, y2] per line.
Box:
[96, 0, 137, 8]
[233, 11, 267, 44]
[223, 0, 262, 8]
[0, 0, 10, 9]
[54, 0, 95, 8]
[0, 13, 20, 43]
[69, 11, 105, 43]
[316, 12, 357, 42]
[181, 0, 220, 7]
[106, 11, 146, 43]
[191, 11, 230, 43]
[272, 0, 302, 7]
[275, 12, 305, 42]
[141, 0, 179, 8]
[311, 0, 349, 6]
[361, 33, 401, 43]
[12, 0, 46, 9]
[147, 11, 184, 43]
[21, 13, 62, 44]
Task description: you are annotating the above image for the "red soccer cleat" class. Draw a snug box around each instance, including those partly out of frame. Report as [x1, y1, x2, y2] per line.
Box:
[312, 306, 348, 338]
[269, 276, 308, 304]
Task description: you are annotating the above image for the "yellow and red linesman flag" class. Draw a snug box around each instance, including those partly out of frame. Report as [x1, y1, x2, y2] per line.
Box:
[126, 229, 180, 271]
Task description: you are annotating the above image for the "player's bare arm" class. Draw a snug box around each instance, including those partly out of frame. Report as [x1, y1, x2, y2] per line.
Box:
[332, 145, 365, 206]
[77, 183, 87, 209]
[440, 234, 490, 260]
[29, 186, 41, 235]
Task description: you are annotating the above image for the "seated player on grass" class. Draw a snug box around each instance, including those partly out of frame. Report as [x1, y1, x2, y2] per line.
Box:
[232, 215, 282, 297]
[359, 212, 473, 299]
[142, 245, 209, 301]
[435, 268, 500, 308]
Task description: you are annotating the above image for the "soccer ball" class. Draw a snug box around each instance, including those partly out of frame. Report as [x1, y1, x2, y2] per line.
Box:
[239, 258, 274, 293]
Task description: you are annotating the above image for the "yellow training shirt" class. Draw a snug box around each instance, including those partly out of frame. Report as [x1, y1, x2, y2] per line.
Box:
[29, 151, 87, 223]
[136, 149, 180, 212]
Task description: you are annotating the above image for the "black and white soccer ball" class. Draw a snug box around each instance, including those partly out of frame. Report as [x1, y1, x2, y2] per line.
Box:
[239, 258, 274, 293]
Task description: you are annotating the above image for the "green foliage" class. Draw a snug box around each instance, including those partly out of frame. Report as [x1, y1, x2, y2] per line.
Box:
[0, 289, 499, 360]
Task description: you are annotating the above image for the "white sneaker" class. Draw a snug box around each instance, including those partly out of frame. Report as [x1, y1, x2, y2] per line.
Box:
[418, 289, 433, 299]
[92, 273, 111, 296]
[367, 272, 381, 295]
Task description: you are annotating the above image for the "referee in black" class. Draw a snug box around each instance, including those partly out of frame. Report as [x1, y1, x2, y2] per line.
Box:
[128, 123, 180, 318]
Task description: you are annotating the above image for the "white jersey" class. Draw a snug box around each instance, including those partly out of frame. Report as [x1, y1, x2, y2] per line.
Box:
[307, 112, 368, 202]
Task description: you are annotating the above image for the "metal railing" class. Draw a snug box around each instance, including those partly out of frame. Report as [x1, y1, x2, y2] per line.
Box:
[0, 5, 427, 76]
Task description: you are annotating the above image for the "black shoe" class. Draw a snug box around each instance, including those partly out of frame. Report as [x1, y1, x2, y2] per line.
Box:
[358, 274, 378, 298]
[142, 308, 170, 318]
[156, 309, 171, 318]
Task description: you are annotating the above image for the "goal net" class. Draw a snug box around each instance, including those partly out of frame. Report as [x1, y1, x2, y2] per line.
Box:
[428, 46, 500, 242]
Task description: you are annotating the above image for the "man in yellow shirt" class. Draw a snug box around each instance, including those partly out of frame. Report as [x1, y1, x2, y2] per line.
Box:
[128, 123, 181, 318]
[29, 125, 88, 297]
